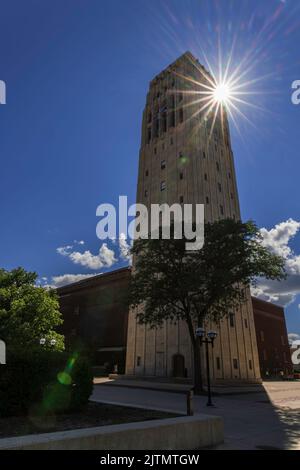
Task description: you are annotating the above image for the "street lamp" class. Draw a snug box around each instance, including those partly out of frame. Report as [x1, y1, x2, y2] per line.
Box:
[195, 328, 218, 406]
[39, 338, 57, 348]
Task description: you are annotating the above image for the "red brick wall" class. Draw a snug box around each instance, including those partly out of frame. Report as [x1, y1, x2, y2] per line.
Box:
[252, 297, 292, 376]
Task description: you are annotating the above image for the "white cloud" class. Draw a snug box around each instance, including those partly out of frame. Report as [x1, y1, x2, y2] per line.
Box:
[57, 245, 73, 256]
[288, 333, 300, 342]
[259, 219, 300, 258]
[66, 244, 117, 270]
[288, 333, 300, 347]
[119, 233, 132, 263]
[57, 235, 133, 269]
[50, 272, 101, 288]
[253, 219, 300, 307]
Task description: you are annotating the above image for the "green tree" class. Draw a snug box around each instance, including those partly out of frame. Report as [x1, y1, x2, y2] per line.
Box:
[0, 267, 64, 352]
[130, 219, 286, 393]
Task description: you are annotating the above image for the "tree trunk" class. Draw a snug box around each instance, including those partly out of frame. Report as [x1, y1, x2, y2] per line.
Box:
[192, 338, 203, 394]
[186, 313, 203, 394]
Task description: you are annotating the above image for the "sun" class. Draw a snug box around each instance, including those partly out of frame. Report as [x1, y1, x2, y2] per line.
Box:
[213, 82, 231, 105]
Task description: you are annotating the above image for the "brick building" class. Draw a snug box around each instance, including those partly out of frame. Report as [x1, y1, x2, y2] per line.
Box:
[58, 267, 130, 373]
[252, 297, 292, 377]
[58, 267, 291, 378]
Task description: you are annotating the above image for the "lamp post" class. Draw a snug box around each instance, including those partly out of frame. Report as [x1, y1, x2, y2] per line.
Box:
[195, 327, 218, 407]
[39, 338, 57, 348]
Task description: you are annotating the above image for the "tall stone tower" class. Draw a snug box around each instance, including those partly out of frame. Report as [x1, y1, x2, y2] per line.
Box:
[126, 52, 261, 383]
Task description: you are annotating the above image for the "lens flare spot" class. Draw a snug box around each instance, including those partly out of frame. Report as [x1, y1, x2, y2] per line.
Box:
[57, 371, 72, 386]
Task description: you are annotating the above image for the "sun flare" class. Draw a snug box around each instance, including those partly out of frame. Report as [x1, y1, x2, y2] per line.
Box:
[213, 82, 231, 105]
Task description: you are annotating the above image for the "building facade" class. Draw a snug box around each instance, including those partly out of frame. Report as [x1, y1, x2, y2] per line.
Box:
[252, 297, 293, 377]
[58, 267, 130, 373]
[125, 51, 261, 382]
[57, 266, 291, 379]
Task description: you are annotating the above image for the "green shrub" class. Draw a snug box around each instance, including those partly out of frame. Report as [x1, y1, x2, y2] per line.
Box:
[0, 350, 93, 417]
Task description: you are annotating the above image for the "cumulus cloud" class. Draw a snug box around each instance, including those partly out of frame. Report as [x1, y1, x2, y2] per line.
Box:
[118, 233, 132, 263]
[40, 273, 102, 289]
[57, 235, 133, 269]
[288, 333, 300, 342]
[57, 241, 117, 270]
[50, 273, 101, 288]
[68, 244, 116, 269]
[252, 218, 300, 307]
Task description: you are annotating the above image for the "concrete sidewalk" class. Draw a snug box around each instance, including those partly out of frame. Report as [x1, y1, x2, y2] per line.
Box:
[93, 376, 264, 395]
[91, 381, 300, 449]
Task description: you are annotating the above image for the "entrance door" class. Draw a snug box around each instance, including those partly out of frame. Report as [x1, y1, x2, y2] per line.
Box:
[173, 354, 185, 377]
[155, 352, 165, 376]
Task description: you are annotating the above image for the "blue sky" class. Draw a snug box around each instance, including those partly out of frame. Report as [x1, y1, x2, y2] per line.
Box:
[0, 0, 299, 336]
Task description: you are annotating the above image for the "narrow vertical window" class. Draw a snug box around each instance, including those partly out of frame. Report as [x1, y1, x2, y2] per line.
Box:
[179, 108, 184, 123]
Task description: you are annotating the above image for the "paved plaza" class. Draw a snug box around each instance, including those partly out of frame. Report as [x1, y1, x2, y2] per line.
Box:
[91, 380, 300, 450]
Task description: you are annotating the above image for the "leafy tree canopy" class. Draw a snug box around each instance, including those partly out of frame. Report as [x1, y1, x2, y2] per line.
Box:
[0, 267, 64, 351]
[130, 219, 286, 329]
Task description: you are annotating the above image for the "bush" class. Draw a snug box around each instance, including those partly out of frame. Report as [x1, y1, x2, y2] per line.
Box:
[0, 350, 93, 417]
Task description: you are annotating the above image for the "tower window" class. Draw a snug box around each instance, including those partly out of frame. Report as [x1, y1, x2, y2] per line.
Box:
[229, 312, 235, 327]
[228, 171, 231, 178]
[136, 356, 141, 367]
[216, 162, 220, 171]
[179, 195, 184, 204]
[216, 357, 221, 370]
[204, 173, 208, 181]
[249, 359, 253, 370]
[218, 182, 222, 192]
[179, 172, 183, 180]
[145, 169, 149, 177]
[179, 108, 184, 123]
[154, 147, 157, 155]
[161, 160, 166, 169]
[263, 350, 267, 360]
[206, 196, 209, 204]
[160, 181, 166, 191]
[233, 358, 238, 370]
[220, 205, 224, 215]
[169, 111, 175, 128]
[144, 189, 148, 197]
[203, 151, 206, 159]
[244, 318, 248, 328]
